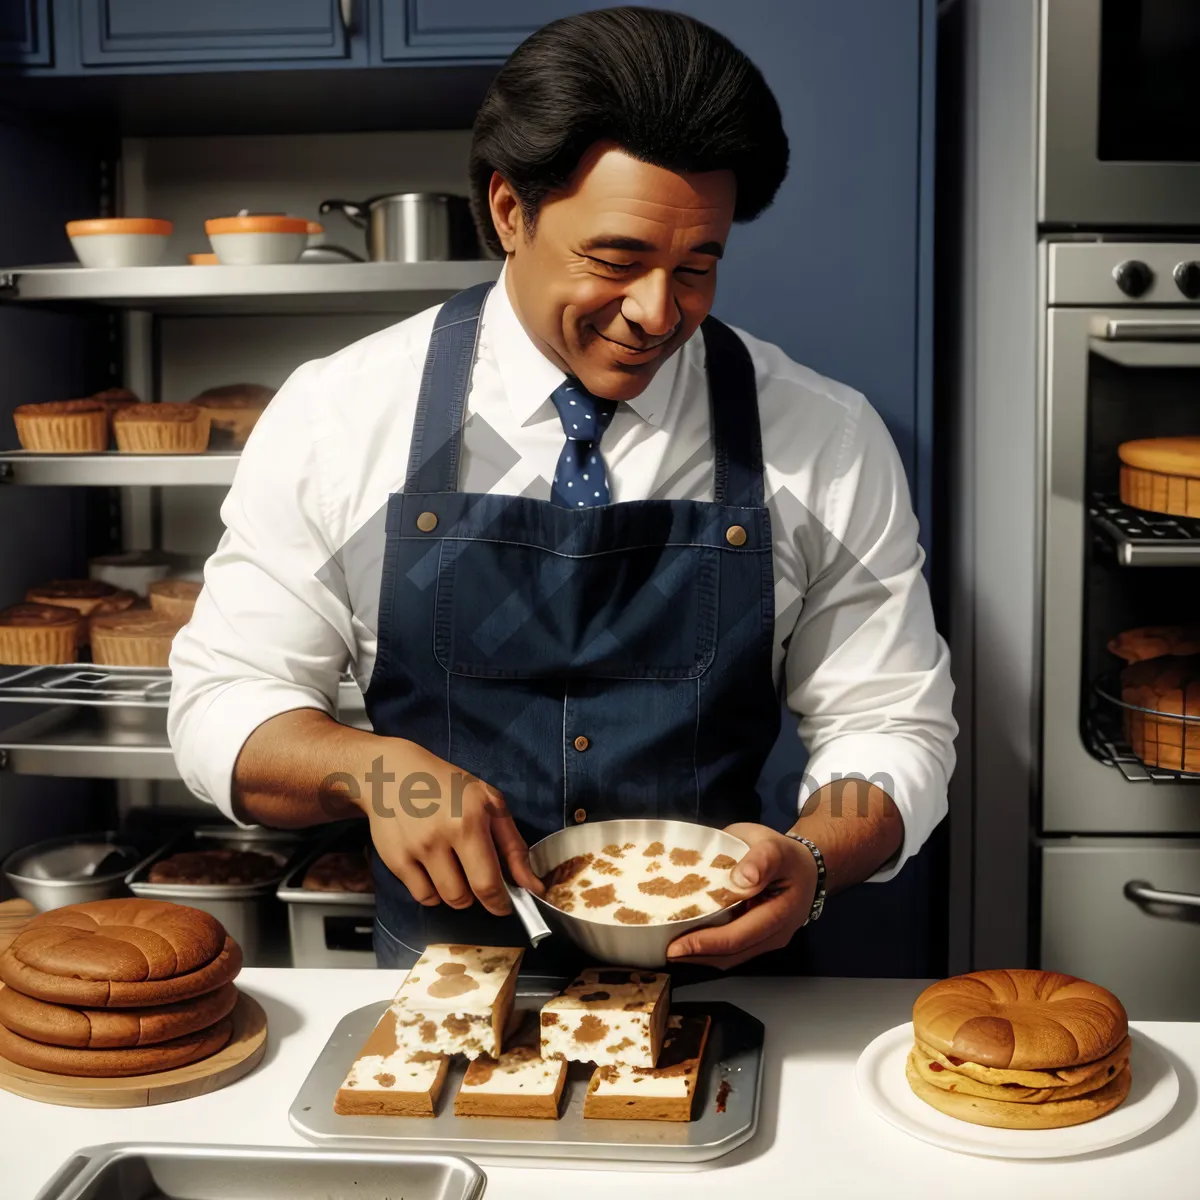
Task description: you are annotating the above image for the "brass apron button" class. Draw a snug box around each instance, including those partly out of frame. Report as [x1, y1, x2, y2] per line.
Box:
[573, 807, 588, 823]
[416, 511, 438, 533]
[725, 524, 747, 547]
[573, 735, 590, 752]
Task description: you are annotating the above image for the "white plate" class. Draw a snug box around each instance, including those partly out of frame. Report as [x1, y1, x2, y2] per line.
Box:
[855, 1022, 1178, 1159]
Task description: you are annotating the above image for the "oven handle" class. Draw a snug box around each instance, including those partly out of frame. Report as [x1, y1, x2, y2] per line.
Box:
[1124, 880, 1200, 910]
[1101, 320, 1200, 342]
[1090, 320, 1200, 368]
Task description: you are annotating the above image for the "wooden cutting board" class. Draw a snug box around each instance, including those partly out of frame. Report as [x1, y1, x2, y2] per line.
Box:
[0, 899, 34, 955]
[0, 989, 267, 1108]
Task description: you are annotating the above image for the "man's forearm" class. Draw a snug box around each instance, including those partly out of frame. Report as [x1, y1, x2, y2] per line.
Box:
[788, 779, 904, 895]
[232, 708, 375, 827]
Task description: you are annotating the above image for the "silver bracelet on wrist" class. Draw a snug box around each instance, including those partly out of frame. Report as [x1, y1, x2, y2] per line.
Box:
[785, 832, 827, 924]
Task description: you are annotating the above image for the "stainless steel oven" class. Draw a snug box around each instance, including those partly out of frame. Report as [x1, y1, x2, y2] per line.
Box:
[1039, 238, 1200, 1018]
[1042, 0, 1200, 228]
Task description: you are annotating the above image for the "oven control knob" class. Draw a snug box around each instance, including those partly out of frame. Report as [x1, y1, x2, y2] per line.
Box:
[1113, 259, 1154, 298]
[1174, 261, 1200, 300]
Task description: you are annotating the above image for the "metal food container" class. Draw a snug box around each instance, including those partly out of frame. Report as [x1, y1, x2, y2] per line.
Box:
[2, 832, 146, 911]
[125, 826, 308, 968]
[277, 826, 376, 969]
[526, 818, 750, 969]
[318, 192, 478, 261]
[33, 1143, 486, 1200]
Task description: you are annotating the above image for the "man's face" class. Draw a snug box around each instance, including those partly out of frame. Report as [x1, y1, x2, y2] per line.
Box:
[489, 142, 736, 402]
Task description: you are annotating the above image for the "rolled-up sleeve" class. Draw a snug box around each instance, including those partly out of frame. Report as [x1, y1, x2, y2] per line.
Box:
[167, 362, 354, 822]
[784, 397, 957, 881]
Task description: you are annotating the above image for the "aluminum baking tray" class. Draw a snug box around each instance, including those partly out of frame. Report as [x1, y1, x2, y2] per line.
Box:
[290, 994, 762, 1166]
[32, 1142, 485, 1200]
[277, 824, 376, 969]
[126, 826, 312, 968]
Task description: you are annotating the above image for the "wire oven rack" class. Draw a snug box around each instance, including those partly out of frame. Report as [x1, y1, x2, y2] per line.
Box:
[1090, 493, 1200, 566]
[1088, 670, 1200, 783]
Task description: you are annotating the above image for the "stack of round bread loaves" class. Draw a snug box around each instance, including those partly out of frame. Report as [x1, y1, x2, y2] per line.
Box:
[0, 898, 242, 1077]
[907, 969, 1131, 1129]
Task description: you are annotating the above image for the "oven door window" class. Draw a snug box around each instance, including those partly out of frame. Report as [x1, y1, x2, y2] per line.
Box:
[1100, 0, 1200, 162]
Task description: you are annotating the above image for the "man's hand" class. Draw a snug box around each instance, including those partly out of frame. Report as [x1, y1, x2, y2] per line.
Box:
[664, 823, 815, 969]
[351, 739, 546, 917]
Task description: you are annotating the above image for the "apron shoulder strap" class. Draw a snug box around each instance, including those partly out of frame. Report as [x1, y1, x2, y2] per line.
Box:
[405, 281, 494, 494]
[700, 315, 765, 508]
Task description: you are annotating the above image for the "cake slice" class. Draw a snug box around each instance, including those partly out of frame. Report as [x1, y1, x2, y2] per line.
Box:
[540, 967, 670, 1067]
[391, 944, 523, 1060]
[583, 1014, 712, 1122]
[334, 1005, 449, 1117]
[454, 1010, 567, 1119]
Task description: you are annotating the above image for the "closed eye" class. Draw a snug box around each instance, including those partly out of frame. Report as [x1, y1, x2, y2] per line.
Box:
[586, 256, 636, 273]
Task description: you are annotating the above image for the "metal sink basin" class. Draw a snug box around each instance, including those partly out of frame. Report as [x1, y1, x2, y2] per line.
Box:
[34, 1143, 486, 1200]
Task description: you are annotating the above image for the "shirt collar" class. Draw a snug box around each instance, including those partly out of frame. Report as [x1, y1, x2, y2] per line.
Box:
[484, 260, 681, 430]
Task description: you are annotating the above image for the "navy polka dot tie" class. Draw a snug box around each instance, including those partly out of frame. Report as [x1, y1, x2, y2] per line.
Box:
[548, 377, 618, 508]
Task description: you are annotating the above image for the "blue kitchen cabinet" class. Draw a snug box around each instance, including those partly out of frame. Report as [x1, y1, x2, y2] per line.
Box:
[0, 0, 51, 64]
[377, 0, 603, 60]
[78, 0, 356, 66]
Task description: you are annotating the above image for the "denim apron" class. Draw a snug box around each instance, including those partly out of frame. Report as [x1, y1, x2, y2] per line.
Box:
[365, 282, 780, 975]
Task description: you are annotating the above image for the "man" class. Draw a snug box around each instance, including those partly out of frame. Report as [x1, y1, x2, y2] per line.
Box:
[168, 8, 955, 972]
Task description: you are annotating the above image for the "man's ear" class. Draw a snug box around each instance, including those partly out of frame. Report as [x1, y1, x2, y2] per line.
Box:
[488, 172, 522, 255]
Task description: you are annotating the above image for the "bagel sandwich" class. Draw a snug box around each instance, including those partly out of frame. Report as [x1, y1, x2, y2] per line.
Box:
[907, 969, 1131, 1130]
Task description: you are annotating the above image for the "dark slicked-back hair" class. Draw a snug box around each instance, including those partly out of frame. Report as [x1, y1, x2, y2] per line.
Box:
[469, 6, 789, 256]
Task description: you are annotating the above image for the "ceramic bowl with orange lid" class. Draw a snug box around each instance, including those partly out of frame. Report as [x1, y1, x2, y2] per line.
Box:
[206, 215, 309, 265]
[66, 219, 172, 268]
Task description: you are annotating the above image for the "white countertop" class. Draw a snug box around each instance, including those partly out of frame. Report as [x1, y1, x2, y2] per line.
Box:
[2, 969, 1197, 1199]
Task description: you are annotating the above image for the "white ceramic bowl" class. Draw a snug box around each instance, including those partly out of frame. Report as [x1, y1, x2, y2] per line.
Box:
[66, 218, 172, 268]
[206, 215, 309, 265]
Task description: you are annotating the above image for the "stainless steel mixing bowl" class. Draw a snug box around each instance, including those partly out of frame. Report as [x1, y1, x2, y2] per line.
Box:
[526, 818, 749, 968]
[2, 831, 143, 911]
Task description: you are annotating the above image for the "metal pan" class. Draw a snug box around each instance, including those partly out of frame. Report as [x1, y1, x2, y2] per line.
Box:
[290, 994, 763, 1166]
[33, 1143, 485, 1200]
[277, 824, 377, 969]
[126, 826, 310, 967]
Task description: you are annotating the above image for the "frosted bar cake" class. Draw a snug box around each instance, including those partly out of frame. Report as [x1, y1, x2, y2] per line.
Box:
[334, 1006, 450, 1117]
[540, 967, 670, 1067]
[583, 1014, 712, 1122]
[392, 943, 523, 1061]
[454, 1011, 568, 1119]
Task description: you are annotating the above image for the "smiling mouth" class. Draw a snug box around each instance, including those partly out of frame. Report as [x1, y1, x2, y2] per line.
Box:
[596, 329, 676, 353]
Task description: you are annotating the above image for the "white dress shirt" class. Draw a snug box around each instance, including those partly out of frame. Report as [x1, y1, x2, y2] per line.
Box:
[168, 266, 956, 881]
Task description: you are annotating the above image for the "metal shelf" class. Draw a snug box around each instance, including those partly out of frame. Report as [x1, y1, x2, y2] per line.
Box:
[0, 261, 502, 316]
[0, 664, 365, 714]
[0, 706, 177, 779]
[1090, 493, 1200, 566]
[0, 670, 369, 779]
[0, 450, 240, 487]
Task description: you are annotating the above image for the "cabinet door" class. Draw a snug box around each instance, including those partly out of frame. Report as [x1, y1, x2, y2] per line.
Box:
[0, 0, 51, 65]
[380, 0, 602, 60]
[80, 0, 351, 66]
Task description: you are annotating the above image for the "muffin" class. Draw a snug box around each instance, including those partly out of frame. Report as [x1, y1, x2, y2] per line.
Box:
[148, 578, 202, 623]
[25, 579, 137, 618]
[192, 384, 273, 449]
[0, 603, 82, 665]
[13, 399, 108, 453]
[112, 403, 210, 454]
[1120, 654, 1200, 772]
[89, 610, 183, 667]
